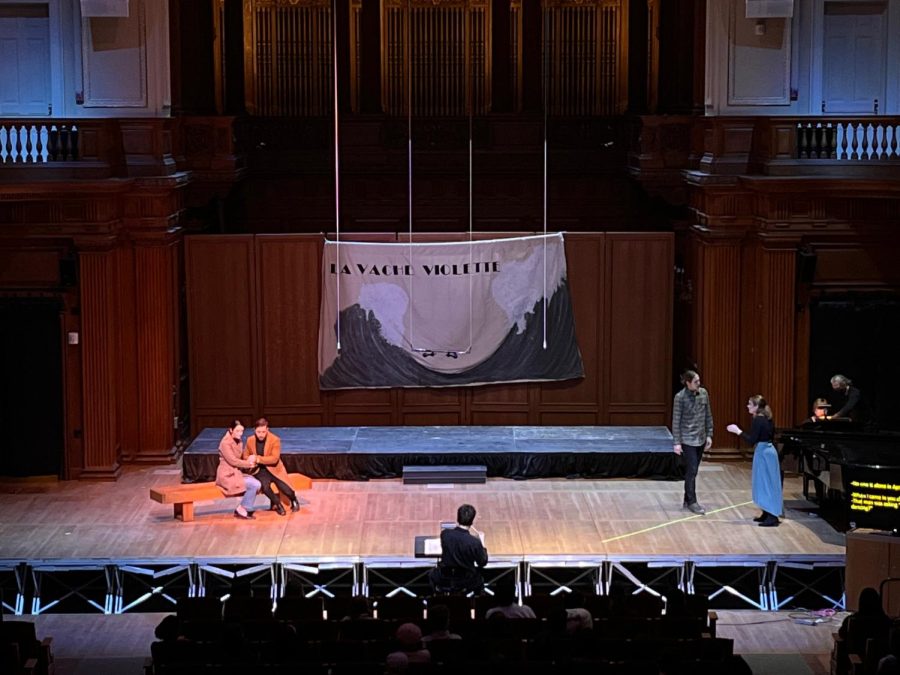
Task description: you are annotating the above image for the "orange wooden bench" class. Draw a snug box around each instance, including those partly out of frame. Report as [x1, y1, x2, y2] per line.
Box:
[150, 473, 312, 522]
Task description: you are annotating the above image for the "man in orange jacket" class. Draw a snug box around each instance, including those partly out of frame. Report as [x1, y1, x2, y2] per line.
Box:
[244, 418, 301, 516]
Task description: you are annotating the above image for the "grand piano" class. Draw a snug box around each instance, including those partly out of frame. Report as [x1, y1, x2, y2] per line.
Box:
[779, 421, 900, 532]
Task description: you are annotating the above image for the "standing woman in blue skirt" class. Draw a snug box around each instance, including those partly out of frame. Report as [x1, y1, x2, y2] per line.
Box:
[727, 395, 782, 527]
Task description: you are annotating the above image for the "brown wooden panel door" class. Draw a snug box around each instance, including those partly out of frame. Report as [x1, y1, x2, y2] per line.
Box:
[400, 387, 465, 423]
[0, 248, 64, 286]
[470, 411, 530, 425]
[889, 542, 900, 616]
[116, 244, 139, 461]
[695, 238, 742, 451]
[402, 412, 463, 425]
[606, 234, 673, 411]
[264, 413, 327, 427]
[471, 383, 530, 405]
[815, 245, 900, 286]
[401, 387, 464, 407]
[79, 249, 122, 478]
[330, 389, 394, 406]
[609, 412, 668, 425]
[539, 411, 598, 425]
[333, 412, 395, 426]
[256, 235, 323, 410]
[539, 233, 603, 407]
[329, 388, 395, 425]
[758, 247, 796, 427]
[846, 531, 893, 612]
[186, 235, 256, 426]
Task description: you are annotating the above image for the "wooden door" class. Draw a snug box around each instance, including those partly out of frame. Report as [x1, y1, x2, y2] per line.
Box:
[0, 6, 51, 116]
[822, 2, 887, 114]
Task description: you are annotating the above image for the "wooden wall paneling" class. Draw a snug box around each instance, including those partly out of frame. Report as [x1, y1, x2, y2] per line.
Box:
[255, 235, 324, 420]
[537, 233, 603, 422]
[470, 410, 531, 426]
[539, 411, 600, 425]
[759, 246, 796, 427]
[794, 284, 812, 423]
[133, 239, 179, 461]
[174, 239, 190, 444]
[185, 235, 257, 433]
[327, 389, 396, 426]
[470, 383, 530, 415]
[890, 543, 900, 616]
[605, 233, 673, 426]
[114, 244, 139, 463]
[78, 247, 122, 479]
[737, 241, 762, 439]
[812, 244, 900, 287]
[674, 228, 697, 388]
[846, 531, 896, 613]
[0, 247, 63, 287]
[400, 387, 465, 424]
[61, 289, 84, 479]
[609, 411, 670, 425]
[401, 412, 463, 425]
[401, 387, 464, 407]
[695, 236, 743, 454]
[332, 411, 395, 427]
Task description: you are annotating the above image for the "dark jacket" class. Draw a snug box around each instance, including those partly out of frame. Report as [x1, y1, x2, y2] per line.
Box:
[439, 527, 488, 571]
[429, 526, 488, 594]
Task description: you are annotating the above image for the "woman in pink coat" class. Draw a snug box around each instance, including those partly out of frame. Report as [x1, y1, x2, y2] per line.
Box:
[215, 420, 260, 519]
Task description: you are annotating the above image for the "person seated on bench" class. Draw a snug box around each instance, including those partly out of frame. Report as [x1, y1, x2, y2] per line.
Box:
[244, 417, 301, 516]
[429, 503, 488, 595]
[216, 419, 260, 520]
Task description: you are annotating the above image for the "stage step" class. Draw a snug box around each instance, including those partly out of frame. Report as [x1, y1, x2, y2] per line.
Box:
[402, 465, 487, 485]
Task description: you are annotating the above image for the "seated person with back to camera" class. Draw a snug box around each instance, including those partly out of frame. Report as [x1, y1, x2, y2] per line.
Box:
[428, 503, 488, 595]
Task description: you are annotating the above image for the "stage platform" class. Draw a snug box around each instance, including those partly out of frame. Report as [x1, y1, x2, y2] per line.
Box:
[183, 425, 681, 482]
[0, 461, 846, 616]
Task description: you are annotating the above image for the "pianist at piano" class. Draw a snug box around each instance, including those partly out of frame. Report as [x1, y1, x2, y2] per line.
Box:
[830, 374, 863, 422]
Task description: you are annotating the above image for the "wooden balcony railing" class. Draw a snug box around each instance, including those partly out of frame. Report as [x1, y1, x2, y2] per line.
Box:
[628, 114, 900, 187]
[0, 118, 124, 178]
[1, 121, 77, 162]
[797, 118, 900, 160]
[0, 117, 245, 183]
[753, 116, 900, 174]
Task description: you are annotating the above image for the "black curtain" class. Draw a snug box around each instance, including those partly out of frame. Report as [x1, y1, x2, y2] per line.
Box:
[0, 298, 64, 476]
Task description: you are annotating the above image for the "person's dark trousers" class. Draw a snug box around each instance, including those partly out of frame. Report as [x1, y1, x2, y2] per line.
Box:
[428, 566, 483, 595]
[681, 443, 704, 506]
[256, 465, 296, 506]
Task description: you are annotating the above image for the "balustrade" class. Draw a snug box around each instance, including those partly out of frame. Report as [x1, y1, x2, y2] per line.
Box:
[795, 119, 900, 161]
[0, 121, 80, 164]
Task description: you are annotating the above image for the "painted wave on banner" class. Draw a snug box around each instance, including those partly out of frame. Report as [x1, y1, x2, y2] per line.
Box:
[318, 233, 584, 389]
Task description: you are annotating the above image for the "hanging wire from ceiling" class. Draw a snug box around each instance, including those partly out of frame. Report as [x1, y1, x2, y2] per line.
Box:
[332, 0, 342, 352]
[542, 2, 549, 350]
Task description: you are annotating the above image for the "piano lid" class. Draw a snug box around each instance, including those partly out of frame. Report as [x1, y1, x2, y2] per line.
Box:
[779, 425, 900, 469]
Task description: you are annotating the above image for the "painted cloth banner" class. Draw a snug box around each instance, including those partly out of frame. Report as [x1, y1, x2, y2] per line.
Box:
[318, 233, 584, 389]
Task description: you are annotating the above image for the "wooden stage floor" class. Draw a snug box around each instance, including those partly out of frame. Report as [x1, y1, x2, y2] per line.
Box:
[0, 461, 844, 563]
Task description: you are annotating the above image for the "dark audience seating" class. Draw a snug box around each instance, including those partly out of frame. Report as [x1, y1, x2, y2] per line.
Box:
[274, 595, 324, 622]
[426, 594, 472, 623]
[145, 592, 736, 675]
[374, 594, 425, 621]
[0, 621, 53, 675]
[831, 617, 899, 675]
